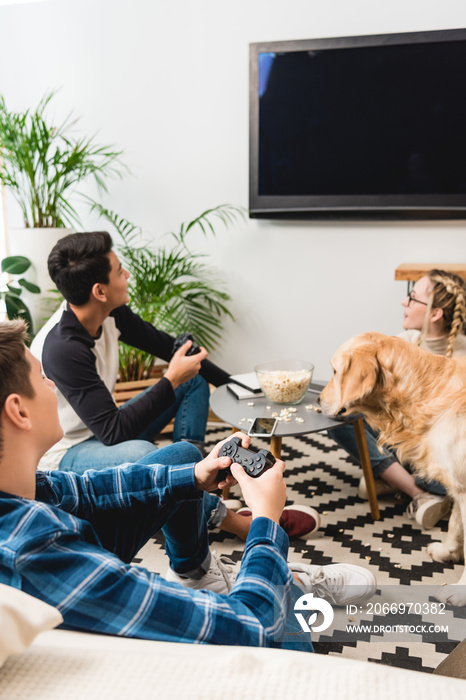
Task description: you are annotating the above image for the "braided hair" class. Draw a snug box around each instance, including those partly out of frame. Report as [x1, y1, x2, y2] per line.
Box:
[424, 269, 466, 358]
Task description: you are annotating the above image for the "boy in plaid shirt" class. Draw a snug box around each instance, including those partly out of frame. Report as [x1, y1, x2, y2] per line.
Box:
[0, 321, 375, 649]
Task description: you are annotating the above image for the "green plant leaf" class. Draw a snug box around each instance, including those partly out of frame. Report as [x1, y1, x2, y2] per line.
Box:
[6, 284, 22, 295]
[1, 255, 32, 274]
[117, 343, 158, 382]
[183, 204, 246, 238]
[4, 292, 33, 333]
[121, 241, 233, 351]
[18, 278, 41, 294]
[92, 204, 242, 378]
[0, 90, 127, 228]
[1, 254, 38, 335]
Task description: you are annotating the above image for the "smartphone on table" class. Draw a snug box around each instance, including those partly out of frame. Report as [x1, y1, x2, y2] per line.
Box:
[248, 417, 278, 437]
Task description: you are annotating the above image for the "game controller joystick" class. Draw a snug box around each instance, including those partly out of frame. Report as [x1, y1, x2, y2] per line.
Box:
[217, 436, 276, 481]
[172, 332, 201, 357]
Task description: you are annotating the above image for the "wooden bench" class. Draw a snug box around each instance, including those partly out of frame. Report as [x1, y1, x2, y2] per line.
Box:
[113, 377, 161, 407]
[113, 374, 222, 429]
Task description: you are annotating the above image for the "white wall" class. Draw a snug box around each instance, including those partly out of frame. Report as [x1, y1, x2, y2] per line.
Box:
[1, 0, 466, 380]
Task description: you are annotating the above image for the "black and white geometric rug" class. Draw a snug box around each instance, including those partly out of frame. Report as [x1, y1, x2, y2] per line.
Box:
[135, 424, 465, 673]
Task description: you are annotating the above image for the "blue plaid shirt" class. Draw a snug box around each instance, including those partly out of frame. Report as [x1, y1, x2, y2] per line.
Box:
[0, 463, 293, 646]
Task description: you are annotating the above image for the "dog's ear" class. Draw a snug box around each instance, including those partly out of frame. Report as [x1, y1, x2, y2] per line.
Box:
[339, 350, 379, 405]
[374, 339, 400, 394]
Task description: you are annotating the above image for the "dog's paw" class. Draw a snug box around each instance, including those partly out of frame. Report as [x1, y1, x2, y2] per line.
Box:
[434, 584, 466, 607]
[427, 542, 462, 563]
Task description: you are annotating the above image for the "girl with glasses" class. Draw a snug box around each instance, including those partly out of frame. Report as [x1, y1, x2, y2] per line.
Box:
[331, 269, 466, 529]
[401, 270, 466, 358]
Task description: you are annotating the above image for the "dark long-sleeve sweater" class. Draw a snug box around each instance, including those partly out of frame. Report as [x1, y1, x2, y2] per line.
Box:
[31, 302, 230, 468]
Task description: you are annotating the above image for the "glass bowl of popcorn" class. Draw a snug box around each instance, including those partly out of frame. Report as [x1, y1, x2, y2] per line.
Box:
[255, 360, 314, 405]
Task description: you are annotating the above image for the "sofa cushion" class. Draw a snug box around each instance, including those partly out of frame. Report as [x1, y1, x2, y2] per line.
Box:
[0, 584, 62, 667]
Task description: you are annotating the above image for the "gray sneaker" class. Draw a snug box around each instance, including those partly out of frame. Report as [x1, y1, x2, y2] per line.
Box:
[165, 551, 236, 594]
[289, 563, 377, 606]
[405, 493, 451, 529]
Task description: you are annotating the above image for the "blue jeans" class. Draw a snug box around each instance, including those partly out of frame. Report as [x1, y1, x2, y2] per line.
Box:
[92, 443, 221, 573]
[136, 374, 210, 444]
[329, 420, 446, 496]
[330, 421, 397, 479]
[59, 374, 210, 474]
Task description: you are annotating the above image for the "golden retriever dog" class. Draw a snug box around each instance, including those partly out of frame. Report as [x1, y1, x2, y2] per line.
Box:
[320, 332, 466, 606]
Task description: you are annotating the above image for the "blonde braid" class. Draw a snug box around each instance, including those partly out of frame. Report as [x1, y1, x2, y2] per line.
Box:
[428, 270, 466, 358]
[448, 285, 466, 357]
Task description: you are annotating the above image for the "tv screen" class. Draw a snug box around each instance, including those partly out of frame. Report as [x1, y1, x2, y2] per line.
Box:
[249, 28, 466, 219]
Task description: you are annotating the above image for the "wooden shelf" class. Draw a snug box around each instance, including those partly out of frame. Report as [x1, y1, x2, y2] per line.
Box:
[395, 263, 466, 282]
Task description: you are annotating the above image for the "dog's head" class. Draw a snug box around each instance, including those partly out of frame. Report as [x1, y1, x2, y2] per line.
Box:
[320, 332, 402, 417]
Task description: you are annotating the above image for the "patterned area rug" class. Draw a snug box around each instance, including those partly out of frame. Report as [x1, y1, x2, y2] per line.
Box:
[135, 424, 465, 673]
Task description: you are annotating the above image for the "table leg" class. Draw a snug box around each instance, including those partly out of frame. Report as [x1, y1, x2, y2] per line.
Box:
[270, 435, 282, 459]
[352, 417, 380, 520]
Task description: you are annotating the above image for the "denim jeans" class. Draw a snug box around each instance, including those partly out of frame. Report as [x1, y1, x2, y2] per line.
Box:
[86, 443, 220, 574]
[330, 421, 397, 479]
[59, 374, 210, 474]
[136, 373, 210, 444]
[329, 420, 446, 496]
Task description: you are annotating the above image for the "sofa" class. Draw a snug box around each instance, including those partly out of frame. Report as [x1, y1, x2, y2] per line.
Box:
[0, 584, 464, 699]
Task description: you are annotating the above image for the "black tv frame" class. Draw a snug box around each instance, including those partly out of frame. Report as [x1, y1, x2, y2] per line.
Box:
[249, 28, 466, 220]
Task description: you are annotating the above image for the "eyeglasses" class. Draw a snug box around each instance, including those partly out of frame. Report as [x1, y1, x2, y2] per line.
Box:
[407, 291, 429, 307]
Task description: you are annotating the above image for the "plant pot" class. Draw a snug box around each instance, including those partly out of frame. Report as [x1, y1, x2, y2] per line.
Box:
[7, 227, 72, 332]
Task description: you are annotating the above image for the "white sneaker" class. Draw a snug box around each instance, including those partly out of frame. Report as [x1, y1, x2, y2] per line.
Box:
[358, 476, 396, 500]
[289, 563, 377, 606]
[222, 499, 243, 512]
[165, 551, 236, 594]
[405, 493, 451, 529]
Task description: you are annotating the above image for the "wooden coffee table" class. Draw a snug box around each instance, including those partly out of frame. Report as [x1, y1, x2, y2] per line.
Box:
[210, 382, 380, 520]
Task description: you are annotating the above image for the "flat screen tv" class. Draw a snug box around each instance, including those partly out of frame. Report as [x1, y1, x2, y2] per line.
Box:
[249, 28, 466, 220]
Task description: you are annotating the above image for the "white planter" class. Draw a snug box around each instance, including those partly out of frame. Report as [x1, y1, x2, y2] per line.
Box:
[7, 227, 72, 332]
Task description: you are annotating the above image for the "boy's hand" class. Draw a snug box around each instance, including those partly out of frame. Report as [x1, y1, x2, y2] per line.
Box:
[165, 341, 208, 389]
[194, 431, 287, 525]
[194, 432, 250, 492]
[230, 459, 286, 524]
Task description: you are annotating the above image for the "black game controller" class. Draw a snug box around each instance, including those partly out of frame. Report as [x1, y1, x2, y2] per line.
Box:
[217, 436, 276, 481]
[172, 332, 201, 357]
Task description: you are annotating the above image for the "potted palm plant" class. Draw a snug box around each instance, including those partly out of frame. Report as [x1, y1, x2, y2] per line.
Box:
[0, 90, 126, 328]
[94, 203, 245, 382]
